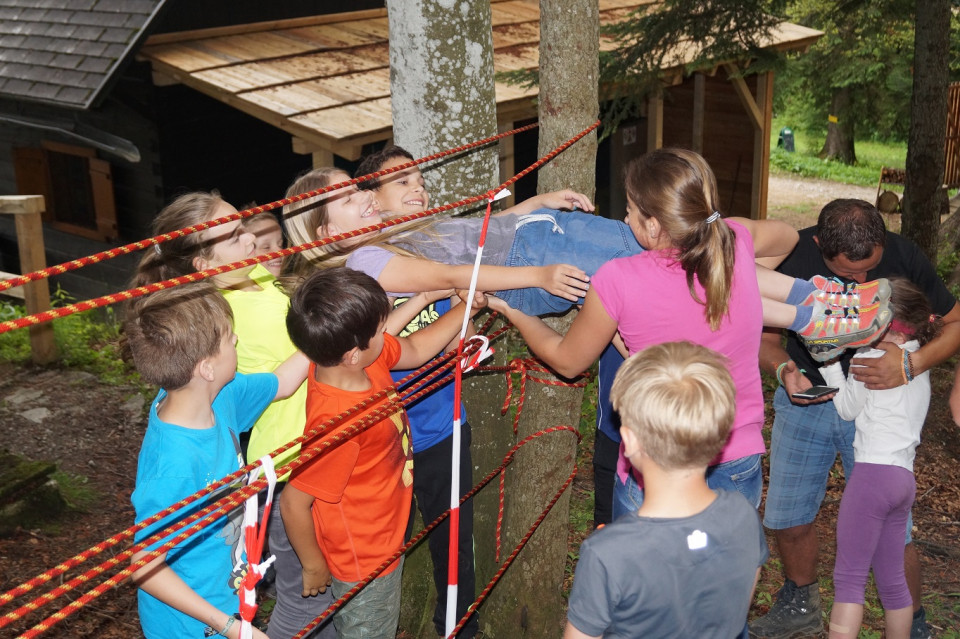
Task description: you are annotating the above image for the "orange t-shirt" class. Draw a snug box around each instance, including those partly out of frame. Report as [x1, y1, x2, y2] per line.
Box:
[289, 334, 414, 581]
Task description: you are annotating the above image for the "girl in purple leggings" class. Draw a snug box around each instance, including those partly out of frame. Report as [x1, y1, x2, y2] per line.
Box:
[819, 278, 943, 639]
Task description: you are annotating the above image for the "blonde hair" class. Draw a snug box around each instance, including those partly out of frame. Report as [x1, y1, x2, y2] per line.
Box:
[281, 167, 433, 276]
[132, 192, 224, 287]
[610, 341, 735, 470]
[624, 148, 736, 330]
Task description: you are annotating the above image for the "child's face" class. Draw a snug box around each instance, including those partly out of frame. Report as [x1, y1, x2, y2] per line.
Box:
[249, 220, 284, 276]
[320, 174, 382, 245]
[375, 158, 429, 217]
[199, 202, 257, 279]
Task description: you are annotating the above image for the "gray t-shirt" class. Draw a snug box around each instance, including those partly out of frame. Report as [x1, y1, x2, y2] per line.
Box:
[345, 216, 518, 297]
[567, 489, 768, 638]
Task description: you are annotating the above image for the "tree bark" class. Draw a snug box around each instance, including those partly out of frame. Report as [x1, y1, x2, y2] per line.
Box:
[386, 4, 503, 638]
[387, 0, 499, 204]
[819, 86, 857, 164]
[482, 2, 600, 637]
[901, 0, 950, 261]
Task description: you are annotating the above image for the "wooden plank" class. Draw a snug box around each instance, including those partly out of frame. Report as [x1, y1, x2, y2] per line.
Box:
[752, 71, 773, 220]
[692, 73, 705, 154]
[494, 44, 540, 73]
[143, 9, 388, 45]
[0, 272, 25, 299]
[140, 42, 242, 73]
[724, 63, 762, 131]
[195, 32, 319, 64]
[244, 69, 392, 116]
[291, 97, 394, 140]
[491, 1, 542, 26]
[945, 82, 960, 188]
[0, 195, 45, 215]
[283, 23, 384, 49]
[492, 22, 540, 49]
[647, 94, 663, 151]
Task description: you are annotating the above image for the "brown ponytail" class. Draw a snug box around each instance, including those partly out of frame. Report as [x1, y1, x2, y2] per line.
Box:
[624, 148, 735, 330]
[887, 277, 943, 346]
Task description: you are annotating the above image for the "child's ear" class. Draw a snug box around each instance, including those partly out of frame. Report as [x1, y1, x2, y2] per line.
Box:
[318, 222, 336, 240]
[619, 426, 641, 460]
[341, 346, 361, 366]
[195, 357, 216, 382]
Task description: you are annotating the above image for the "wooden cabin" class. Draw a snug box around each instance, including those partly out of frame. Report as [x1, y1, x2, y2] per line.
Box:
[0, 0, 821, 297]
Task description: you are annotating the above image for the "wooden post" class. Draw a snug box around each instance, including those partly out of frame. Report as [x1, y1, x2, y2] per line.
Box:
[0, 195, 57, 364]
[646, 93, 663, 151]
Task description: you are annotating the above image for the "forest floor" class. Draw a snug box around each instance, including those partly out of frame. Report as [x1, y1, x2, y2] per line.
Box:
[0, 174, 957, 638]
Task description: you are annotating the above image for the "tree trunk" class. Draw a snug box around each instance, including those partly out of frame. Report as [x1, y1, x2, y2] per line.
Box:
[901, 0, 950, 261]
[386, 4, 503, 638]
[481, 2, 600, 638]
[387, 0, 499, 204]
[819, 86, 857, 164]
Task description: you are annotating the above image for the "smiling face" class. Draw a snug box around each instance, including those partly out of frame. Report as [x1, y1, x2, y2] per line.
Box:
[319, 173, 382, 246]
[375, 158, 429, 217]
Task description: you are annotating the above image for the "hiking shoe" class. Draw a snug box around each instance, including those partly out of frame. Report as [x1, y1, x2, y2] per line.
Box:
[911, 606, 932, 639]
[809, 275, 891, 307]
[799, 300, 893, 362]
[748, 579, 822, 638]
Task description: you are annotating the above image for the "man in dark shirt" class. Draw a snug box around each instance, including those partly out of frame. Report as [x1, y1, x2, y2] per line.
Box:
[749, 199, 960, 639]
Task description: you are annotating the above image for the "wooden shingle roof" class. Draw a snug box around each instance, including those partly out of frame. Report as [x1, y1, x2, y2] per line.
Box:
[139, 1, 822, 160]
[0, 0, 167, 109]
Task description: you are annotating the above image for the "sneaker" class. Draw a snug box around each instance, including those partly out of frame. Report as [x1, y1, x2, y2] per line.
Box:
[748, 579, 822, 638]
[911, 606, 932, 639]
[799, 300, 893, 363]
[809, 275, 891, 307]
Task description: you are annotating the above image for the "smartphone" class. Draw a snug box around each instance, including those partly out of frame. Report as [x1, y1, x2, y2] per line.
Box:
[791, 385, 839, 400]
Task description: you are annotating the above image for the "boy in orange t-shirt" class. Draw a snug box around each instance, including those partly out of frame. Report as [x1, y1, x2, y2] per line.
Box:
[281, 268, 485, 639]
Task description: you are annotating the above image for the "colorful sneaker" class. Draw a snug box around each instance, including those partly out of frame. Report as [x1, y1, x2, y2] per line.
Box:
[809, 275, 891, 307]
[748, 579, 822, 638]
[799, 300, 893, 363]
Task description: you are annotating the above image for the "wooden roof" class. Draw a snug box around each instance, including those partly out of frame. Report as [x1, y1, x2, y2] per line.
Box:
[0, 0, 167, 109]
[139, 1, 822, 160]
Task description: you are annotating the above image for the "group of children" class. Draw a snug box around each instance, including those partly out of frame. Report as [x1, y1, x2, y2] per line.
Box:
[124, 144, 936, 639]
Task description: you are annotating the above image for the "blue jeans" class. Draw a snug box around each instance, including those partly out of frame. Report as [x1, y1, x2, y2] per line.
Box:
[612, 453, 764, 520]
[496, 209, 643, 315]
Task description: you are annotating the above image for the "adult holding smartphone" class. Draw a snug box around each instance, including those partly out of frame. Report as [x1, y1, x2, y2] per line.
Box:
[751, 199, 960, 639]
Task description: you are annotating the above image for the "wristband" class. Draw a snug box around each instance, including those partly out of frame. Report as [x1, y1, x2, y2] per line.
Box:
[775, 361, 790, 386]
[902, 349, 915, 383]
[218, 616, 236, 637]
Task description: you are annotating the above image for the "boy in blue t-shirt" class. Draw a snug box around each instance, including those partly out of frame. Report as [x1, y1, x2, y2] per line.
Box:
[125, 283, 308, 639]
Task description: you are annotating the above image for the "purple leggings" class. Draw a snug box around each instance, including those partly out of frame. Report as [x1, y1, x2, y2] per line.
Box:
[833, 462, 915, 608]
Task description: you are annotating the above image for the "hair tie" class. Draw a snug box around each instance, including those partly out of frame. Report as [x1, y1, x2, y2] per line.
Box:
[154, 244, 162, 256]
[705, 211, 721, 224]
[929, 314, 936, 323]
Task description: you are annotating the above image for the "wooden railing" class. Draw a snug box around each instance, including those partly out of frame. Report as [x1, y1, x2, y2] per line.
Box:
[0, 195, 56, 364]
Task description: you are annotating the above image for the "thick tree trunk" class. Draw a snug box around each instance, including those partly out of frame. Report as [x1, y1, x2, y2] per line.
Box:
[387, 0, 498, 204]
[819, 86, 857, 164]
[482, 2, 600, 638]
[901, 0, 950, 261]
[386, 4, 504, 638]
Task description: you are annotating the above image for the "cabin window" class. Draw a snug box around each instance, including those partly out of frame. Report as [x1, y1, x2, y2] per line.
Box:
[13, 141, 118, 242]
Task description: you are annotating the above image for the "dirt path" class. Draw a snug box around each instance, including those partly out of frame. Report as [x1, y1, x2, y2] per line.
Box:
[766, 174, 888, 229]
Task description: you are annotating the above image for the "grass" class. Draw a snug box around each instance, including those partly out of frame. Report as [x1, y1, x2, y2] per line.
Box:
[770, 117, 908, 187]
[0, 288, 141, 387]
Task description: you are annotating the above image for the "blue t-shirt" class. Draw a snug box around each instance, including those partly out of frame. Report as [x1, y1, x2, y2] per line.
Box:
[131, 372, 278, 639]
[390, 295, 465, 453]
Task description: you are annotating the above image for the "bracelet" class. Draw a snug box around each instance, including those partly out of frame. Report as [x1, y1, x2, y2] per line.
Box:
[218, 616, 236, 637]
[902, 349, 915, 383]
[776, 361, 790, 386]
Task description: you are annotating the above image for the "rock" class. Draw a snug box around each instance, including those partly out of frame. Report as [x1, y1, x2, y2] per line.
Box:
[4, 389, 44, 406]
[20, 408, 51, 423]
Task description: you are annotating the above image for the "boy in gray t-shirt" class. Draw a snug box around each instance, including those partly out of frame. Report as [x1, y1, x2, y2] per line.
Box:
[565, 342, 768, 639]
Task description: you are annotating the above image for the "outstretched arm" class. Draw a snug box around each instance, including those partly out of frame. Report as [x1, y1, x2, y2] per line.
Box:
[272, 351, 310, 400]
[384, 289, 454, 336]
[730, 217, 799, 269]
[377, 254, 589, 304]
[497, 190, 595, 217]
[488, 289, 617, 378]
[394, 291, 487, 369]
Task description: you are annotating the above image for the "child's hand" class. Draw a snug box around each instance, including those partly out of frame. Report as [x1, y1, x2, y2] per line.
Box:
[412, 288, 456, 305]
[534, 190, 595, 212]
[301, 562, 332, 596]
[486, 295, 511, 315]
[540, 265, 590, 302]
[455, 289, 488, 313]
